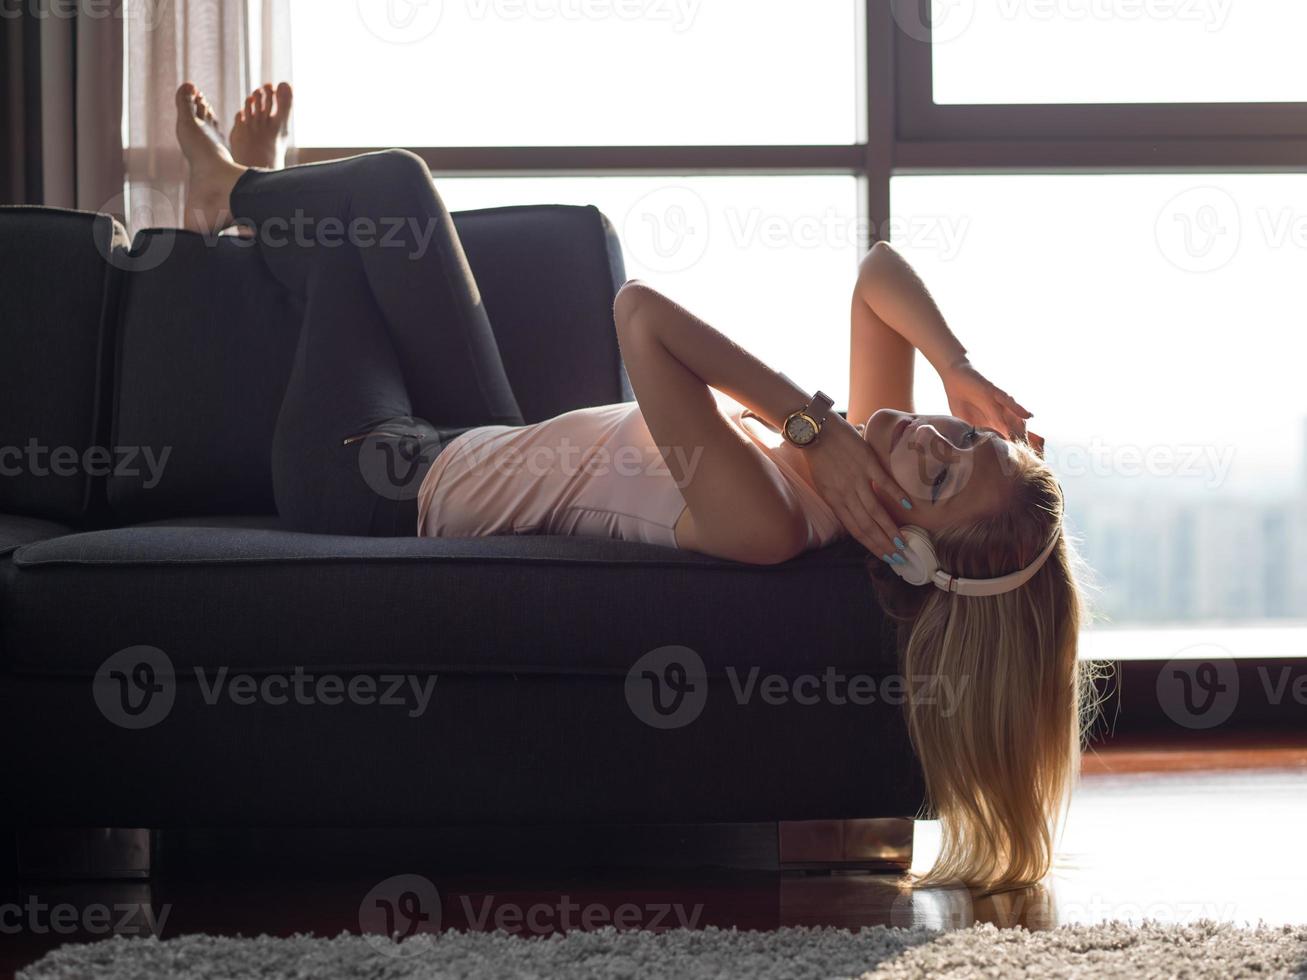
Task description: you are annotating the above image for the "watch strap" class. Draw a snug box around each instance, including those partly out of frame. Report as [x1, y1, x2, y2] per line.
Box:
[806, 391, 834, 426]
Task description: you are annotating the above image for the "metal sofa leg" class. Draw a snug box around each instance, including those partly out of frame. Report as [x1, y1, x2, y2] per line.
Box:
[16, 828, 153, 880]
[777, 818, 914, 873]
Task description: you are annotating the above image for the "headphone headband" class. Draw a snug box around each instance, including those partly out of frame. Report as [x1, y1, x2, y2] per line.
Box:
[891, 523, 1062, 597]
[889, 483, 1066, 597]
[932, 524, 1062, 597]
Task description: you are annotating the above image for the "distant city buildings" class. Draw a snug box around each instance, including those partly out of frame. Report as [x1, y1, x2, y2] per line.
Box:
[1063, 422, 1307, 626]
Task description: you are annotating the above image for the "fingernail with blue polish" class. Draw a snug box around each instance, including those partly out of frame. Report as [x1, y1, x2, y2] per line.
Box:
[882, 554, 894, 565]
[901, 498, 913, 510]
[894, 537, 906, 551]
[891, 554, 907, 566]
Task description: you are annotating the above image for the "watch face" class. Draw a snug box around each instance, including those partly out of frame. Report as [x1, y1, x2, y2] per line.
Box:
[786, 415, 817, 445]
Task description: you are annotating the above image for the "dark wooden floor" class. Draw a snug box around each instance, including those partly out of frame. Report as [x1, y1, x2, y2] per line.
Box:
[4, 743, 1305, 978]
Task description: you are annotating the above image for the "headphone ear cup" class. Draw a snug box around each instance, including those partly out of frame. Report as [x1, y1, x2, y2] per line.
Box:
[891, 525, 939, 587]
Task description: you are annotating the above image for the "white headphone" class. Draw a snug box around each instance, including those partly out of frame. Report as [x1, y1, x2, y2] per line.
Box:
[889, 522, 1063, 597]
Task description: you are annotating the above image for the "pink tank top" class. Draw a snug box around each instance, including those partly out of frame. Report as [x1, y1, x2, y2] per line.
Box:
[416, 390, 846, 551]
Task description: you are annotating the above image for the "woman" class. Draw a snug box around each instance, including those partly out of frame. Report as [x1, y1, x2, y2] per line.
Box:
[175, 83, 1093, 892]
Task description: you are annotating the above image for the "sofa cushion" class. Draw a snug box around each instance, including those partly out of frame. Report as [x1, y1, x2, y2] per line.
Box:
[0, 207, 128, 522]
[3, 528, 892, 678]
[0, 514, 72, 559]
[106, 206, 628, 525]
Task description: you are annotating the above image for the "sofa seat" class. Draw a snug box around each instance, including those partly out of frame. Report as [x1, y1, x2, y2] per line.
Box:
[2, 524, 895, 679]
[0, 524, 924, 830]
[0, 514, 73, 559]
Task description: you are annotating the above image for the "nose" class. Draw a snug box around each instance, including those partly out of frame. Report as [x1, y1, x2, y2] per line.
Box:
[906, 421, 941, 448]
[906, 422, 954, 463]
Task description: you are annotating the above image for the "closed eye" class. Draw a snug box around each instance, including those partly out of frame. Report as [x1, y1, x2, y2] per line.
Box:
[931, 466, 949, 503]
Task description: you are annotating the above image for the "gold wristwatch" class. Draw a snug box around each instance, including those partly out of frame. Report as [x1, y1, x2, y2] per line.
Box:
[781, 391, 834, 448]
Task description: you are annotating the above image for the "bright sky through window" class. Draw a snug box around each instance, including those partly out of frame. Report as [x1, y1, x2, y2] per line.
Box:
[289, 0, 859, 146]
[930, 0, 1307, 104]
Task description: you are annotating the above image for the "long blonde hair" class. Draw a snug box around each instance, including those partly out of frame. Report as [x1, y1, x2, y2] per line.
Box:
[873, 443, 1099, 894]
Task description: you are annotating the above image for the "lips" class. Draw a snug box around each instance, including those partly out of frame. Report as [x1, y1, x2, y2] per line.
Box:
[891, 418, 910, 452]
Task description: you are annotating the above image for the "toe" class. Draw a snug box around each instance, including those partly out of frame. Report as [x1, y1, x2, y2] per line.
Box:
[253, 87, 267, 117]
[175, 83, 197, 116]
[274, 81, 294, 131]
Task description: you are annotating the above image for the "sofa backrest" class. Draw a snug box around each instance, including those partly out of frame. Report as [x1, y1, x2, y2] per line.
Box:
[0, 207, 128, 523]
[452, 204, 630, 423]
[104, 203, 629, 523]
[107, 230, 303, 522]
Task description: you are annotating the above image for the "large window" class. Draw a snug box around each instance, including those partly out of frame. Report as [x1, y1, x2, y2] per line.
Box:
[289, 3, 1307, 648]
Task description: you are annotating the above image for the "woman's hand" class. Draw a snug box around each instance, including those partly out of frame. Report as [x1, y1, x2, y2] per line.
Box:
[807, 416, 912, 562]
[939, 357, 1034, 443]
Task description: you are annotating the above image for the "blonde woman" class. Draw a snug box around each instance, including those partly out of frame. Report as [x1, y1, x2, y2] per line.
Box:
[175, 82, 1092, 892]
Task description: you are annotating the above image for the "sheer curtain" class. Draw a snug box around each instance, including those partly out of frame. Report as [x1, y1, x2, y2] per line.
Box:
[125, 0, 292, 232]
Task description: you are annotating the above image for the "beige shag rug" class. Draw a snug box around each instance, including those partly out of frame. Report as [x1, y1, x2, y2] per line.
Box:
[18, 922, 1307, 979]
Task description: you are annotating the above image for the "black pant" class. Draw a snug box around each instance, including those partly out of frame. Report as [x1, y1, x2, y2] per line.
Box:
[230, 150, 524, 536]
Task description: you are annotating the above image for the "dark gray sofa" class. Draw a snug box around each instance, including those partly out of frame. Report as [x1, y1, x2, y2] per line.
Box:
[0, 203, 923, 870]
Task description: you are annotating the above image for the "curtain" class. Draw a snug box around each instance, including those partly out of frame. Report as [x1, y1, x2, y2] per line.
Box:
[0, 1, 124, 212]
[126, 0, 293, 231]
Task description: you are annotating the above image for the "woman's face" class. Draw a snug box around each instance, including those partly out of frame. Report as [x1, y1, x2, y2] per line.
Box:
[863, 409, 1017, 533]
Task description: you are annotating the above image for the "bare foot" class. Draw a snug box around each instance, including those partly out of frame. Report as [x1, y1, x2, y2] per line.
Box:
[174, 83, 248, 234]
[230, 82, 294, 169]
